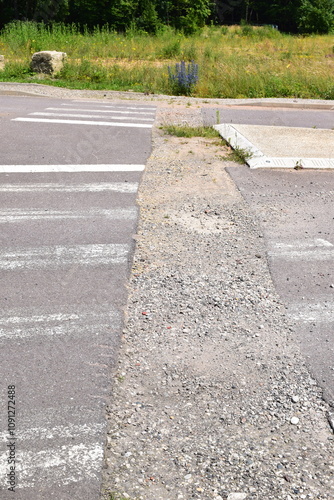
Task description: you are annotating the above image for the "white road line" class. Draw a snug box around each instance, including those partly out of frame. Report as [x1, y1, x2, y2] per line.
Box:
[12, 117, 152, 128]
[0, 164, 144, 173]
[268, 248, 334, 260]
[268, 239, 334, 260]
[271, 239, 333, 249]
[0, 243, 129, 270]
[31, 112, 154, 121]
[65, 102, 156, 111]
[0, 182, 138, 192]
[0, 207, 137, 222]
[289, 302, 334, 322]
[0, 308, 121, 340]
[0, 423, 104, 442]
[0, 443, 103, 488]
[48, 106, 156, 115]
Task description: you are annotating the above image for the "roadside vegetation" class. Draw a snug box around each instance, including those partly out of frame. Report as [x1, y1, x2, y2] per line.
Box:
[0, 22, 333, 99]
[161, 124, 254, 164]
[161, 125, 222, 138]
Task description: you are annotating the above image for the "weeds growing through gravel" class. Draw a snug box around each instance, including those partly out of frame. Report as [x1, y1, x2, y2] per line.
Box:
[161, 124, 221, 138]
[227, 145, 254, 164]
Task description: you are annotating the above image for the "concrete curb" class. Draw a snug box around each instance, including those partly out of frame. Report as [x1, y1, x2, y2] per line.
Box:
[214, 123, 334, 170]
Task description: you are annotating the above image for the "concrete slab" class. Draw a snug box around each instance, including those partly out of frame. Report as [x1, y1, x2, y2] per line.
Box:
[214, 124, 334, 169]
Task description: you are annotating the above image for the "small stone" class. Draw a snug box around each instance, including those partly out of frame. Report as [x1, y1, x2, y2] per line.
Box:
[184, 474, 192, 480]
[227, 494, 247, 500]
[290, 416, 299, 425]
[291, 395, 300, 403]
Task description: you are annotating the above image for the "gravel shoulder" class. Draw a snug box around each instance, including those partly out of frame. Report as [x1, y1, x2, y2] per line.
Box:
[0, 84, 333, 500]
[102, 105, 334, 500]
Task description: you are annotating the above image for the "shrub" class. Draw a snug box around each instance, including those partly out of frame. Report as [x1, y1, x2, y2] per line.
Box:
[298, 0, 334, 34]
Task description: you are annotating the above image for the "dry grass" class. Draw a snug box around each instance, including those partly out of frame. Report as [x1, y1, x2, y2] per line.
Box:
[0, 23, 333, 98]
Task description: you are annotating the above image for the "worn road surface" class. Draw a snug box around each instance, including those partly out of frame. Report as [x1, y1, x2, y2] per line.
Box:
[227, 166, 334, 405]
[203, 103, 334, 405]
[0, 95, 155, 499]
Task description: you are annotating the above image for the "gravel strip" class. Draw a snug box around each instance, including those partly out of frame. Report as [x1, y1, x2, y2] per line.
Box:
[101, 105, 334, 500]
[1, 84, 333, 499]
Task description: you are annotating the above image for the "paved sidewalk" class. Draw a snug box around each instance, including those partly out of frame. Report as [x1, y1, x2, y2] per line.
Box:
[214, 124, 334, 169]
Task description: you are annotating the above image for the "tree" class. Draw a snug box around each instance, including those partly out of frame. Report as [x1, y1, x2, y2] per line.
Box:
[298, 0, 334, 33]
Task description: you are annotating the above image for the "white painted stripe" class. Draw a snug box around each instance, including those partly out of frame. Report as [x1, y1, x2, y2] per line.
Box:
[289, 302, 334, 322]
[65, 102, 156, 111]
[0, 207, 137, 222]
[0, 243, 129, 270]
[0, 423, 104, 442]
[0, 443, 103, 488]
[32, 111, 154, 121]
[0, 164, 144, 173]
[12, 117, 152, 128]
[268, 248, 334, 260]
[0, 308, 121, 340]
[48, 106, 155, 115]
[272, 239, 333, 249]
[0, 182, 138, 192]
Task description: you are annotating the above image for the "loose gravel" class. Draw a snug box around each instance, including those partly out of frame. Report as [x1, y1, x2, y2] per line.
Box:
[101, 105, 334, 500]
[0, 84, 332, 500]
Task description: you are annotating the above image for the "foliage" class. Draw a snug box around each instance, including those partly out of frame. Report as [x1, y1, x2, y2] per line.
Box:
[1, 0, 333, 34]
[0, 24, 333, 99]
[168, 60, 199, 95]
[161, 125, 221, 138]
[298, 0, 334, 34]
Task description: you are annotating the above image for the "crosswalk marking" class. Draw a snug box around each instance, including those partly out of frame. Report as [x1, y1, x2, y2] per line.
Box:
[47, 106, 156, 115]
[0, 243, 129, 270]
[289, 302, 334, 322]
[0, 164, 144, 172]
[62, 102, 156, 111]
[31, 111, 154, 121]
[268, 238, 334, 260]
[0, 423, 105, 442]
[0, 443, 103, 488]
[0, 182, 138, 192]
[12, 117, 153, 128]
[0, 306, 121, 340]
[271, 238, 333, 249]
[0, 207, 137, 222]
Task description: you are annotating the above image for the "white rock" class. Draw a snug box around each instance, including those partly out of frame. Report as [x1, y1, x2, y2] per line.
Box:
[291, 395, 300, 403]
[290, 416, 300, 425]
[31, 51, 67, 74]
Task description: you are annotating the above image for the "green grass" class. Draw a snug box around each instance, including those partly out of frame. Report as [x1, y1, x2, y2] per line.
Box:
[162, 124, 254, 165]
[227, 145, 254, 164]
[109, 494, 131, 500]
[161, 125, 221, 138]
[0, 21, 334, 99]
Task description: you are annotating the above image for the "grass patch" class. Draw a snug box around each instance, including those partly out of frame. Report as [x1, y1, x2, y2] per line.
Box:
[225, 145, 254, 164]
[161, 125, 221, 138]
[0, 22, 333, 98]
[109, 494, 131, 500]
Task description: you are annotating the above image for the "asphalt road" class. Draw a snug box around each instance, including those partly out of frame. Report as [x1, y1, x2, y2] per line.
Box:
[206, 104, 334, 405]
[202, 104, 334, 129]
[0, 95, 155, 499]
